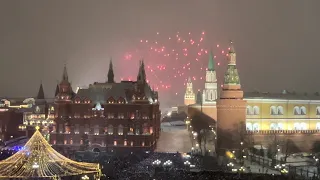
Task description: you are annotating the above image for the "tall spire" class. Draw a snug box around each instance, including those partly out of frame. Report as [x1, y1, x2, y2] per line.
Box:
[37, 83, 45, 99]
[137, 59, 146, 82]
[54, 84, 59, 97]
[223, 40, 240, 86]
[107, 58, 115, 83]
[62, 64, 68, 82]
[208, 51, 215, 71]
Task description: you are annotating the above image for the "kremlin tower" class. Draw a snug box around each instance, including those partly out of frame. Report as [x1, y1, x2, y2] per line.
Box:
[202, 51, 218, 104]
[216, 41, 246, 154]
[184, 77, 195, 105]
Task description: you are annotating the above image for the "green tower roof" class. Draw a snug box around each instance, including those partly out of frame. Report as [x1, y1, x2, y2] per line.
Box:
[208, 51, 215, 71]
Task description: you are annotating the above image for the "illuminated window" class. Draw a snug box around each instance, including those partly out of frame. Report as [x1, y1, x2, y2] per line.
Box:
[124, 140, 127, 146]
[246, 106, 253, 115]
[293, 106, 300, 115]
[118, 125, 123, 135]
[253, 123, 260, 131]
[270, 106, 276, 115]
[277, 106, 284, 115]
[246, 123, 253, 131]
[130, 141, 133, 146]
[294, 122, 307, 130]
[149, 127, 153, 134]
[142, 142, 145, 146]
[114, 141, 117, 146]
[108, 125, 113, 135]
[253, 106, 259, 115]
[317, 107, 320, 115]
[300, 106, 307, 115]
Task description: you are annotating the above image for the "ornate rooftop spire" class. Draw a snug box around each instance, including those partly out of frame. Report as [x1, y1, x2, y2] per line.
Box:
[37, 83, 45, 99]
[137, 59, 146, 82]
[62, 64, 68, 82]
[54, 84, 59, 97]
[223, 40, 240, 86]
[107, 58, 115, 83]
[208, 50, 215, 71]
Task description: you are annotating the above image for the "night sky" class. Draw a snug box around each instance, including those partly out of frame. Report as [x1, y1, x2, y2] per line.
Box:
[0, 0, 320, 108]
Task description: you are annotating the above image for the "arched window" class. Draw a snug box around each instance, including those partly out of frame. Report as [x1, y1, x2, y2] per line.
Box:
[246, 123, 253, 130]
[246, 106, 253, 115]
[143, 123, 149, 134]
[270, 123, 277, 130]
[293, 106, 300, 115]
[94, 125, 99, 135]
[118, 97, 125, 104]
[294, 122, 308, 130]
[300, 122, 307, 130]
[277, 106, 284, 115]
[253, 106, 260, 115]
[118, 125, 123, 135]
[277, 123, 284, 130]
[135, 125, 140, 135]
[108, 125, 113, 135]
[35, 106, 40, 113]
[317, 107, 320, 115]
[270, 106, 277, 115]
[253, 123, 260, 131]
[300, 106, 307, 115]
[107, 97, 115, 104]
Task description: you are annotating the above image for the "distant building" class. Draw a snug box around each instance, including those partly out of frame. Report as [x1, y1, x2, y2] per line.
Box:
[50, 59, 161, 152]
[184, 77, 195, 105]
[0, 105, 25, 141]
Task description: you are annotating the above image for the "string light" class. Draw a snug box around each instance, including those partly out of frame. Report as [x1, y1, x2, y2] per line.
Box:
[0, 126, 101, 179]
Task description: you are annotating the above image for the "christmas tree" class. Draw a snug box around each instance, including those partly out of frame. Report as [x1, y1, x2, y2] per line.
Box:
[0, 126, 100, 179]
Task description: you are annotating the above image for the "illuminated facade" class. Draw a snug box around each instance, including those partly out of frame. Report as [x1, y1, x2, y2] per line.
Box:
[50, 60, 161, 151]
[184, 77, 195, 105]
[245, 92, 320, 131]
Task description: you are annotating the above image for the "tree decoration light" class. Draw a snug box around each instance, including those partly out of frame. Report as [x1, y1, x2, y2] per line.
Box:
[0, 126, 100, 179]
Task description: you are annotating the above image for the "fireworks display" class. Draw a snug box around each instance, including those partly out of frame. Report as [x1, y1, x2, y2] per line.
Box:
[120, 31, 231, 101]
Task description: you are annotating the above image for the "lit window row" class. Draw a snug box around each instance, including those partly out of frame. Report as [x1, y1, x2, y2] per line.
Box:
[247, 105, 320, 116]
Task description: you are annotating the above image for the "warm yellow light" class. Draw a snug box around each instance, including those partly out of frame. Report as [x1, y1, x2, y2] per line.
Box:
[35, 126, 40, 131]
[0, 129, 100, 178]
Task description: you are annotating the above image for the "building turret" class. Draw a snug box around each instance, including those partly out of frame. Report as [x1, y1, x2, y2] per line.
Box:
[55, 65, 74, 102]
[37, 83, 45, 100]
[184, 77, 195, 105]
[107, 58, 115, 83]
[202, 51, 218, 104]
[217, 41, 246, 154]
[133, 60, 148, 104]
[137, 60, 146, 83]
[220, 41, 243, 99]
[54, 84, 59, 97]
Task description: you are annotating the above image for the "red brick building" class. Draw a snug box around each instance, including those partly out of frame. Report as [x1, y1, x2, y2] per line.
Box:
[50, 60, 161, 152]
[0, 104, 25, 141]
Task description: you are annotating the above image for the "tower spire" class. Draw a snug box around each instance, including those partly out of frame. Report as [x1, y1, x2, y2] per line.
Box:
[223, 40, 241, 88]
[208, 50, 215, 71]
[62, 64, 68, 82]
[107, 58, 115, 83]
[54, 83, 59, 97]
[37, 83, 45, 99]
[137, 59, 146, 82]
[184, 77, 195, 105]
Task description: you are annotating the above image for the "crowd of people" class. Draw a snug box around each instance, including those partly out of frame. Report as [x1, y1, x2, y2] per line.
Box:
[0, 149, 17, 160]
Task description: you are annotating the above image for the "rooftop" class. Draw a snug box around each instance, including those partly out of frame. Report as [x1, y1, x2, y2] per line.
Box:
[244, 90, 320, 100]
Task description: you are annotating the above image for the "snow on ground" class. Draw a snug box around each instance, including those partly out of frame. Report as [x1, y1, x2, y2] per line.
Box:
[156, 123, 192, 153]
